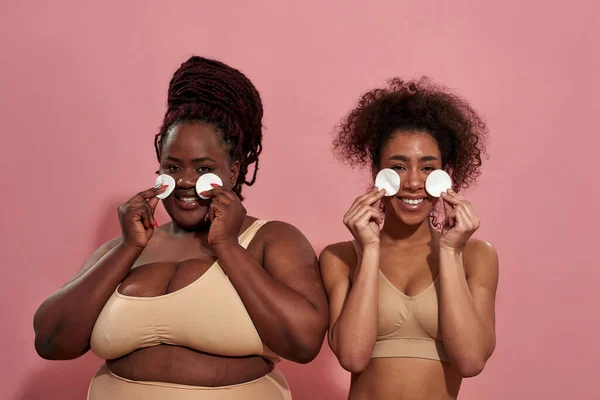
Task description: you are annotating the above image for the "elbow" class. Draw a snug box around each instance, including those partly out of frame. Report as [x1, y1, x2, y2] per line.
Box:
[335, 344, 371, 373]
[291, 347, 320, 364]
[284, 320, 329, 364]
[34, 335, 63, 360]
[451, 336, 495, 378]
[34, 333, 87, 361]
[287, 336, 326, 364]
[329, 331, 371, 372]
[338, 352, 370, 373]
[454, 357, 486, 378]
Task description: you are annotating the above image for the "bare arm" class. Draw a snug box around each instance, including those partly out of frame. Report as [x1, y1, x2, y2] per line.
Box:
[438, 190, 499, 377]
[213, 221, 329, 363]
[320, 242, 379, 373]
[439, 240, 498, 377]
[33, 239, 143, 360]
[33, 185, 165, 360]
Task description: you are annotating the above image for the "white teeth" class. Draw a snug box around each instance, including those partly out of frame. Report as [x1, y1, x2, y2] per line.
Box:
[180, 197, 197, 203]
[402, 198, 424, 205]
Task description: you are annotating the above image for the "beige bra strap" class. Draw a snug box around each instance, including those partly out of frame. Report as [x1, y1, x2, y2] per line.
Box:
[238, 220, 269, 249]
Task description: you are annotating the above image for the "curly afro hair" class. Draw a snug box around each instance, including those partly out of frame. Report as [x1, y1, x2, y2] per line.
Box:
[154, 56, 263, 200]
[333, 77, 488, 191]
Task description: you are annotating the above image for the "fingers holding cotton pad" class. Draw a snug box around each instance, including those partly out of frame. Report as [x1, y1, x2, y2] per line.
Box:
[375, 168, 401, 196]
[154, 174, 176, 199]
[196, 173, 223, 199]
[425, 170, 452, 197]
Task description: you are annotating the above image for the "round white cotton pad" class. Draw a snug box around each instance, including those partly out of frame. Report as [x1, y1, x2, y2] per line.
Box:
[425, 170, 452, 197]
[196, 173, 223, 199]
[375, 168, 400, 196]
[154, 174, 176, 199]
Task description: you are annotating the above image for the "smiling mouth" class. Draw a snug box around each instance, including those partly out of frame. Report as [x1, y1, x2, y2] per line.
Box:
[178, 196, 198, 204]
[400, 198, 424, 205]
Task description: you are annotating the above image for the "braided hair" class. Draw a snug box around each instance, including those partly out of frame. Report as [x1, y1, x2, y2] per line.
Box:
[154, 56, 263, 200]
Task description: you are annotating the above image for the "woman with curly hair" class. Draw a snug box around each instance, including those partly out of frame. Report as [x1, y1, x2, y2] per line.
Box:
[320, 77, 499, 399]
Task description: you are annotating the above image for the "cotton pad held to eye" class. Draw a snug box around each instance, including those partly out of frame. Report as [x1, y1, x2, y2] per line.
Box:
[196, 173, 223, 199]
[425, 170, 452, 197]
[154, 174, 175, 199]
[375, 168, 400, 196]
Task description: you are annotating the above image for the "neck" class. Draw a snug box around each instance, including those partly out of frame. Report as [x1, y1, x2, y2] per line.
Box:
[379, 213, 434, 247]
[167, 220, 210, 241]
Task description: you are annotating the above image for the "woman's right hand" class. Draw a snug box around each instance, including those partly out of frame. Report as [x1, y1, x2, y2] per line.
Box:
[343, 187, 386, 250]
[118, 185, 167, 249]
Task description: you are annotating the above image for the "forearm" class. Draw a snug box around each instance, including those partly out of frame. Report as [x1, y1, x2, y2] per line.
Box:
[33, 240, 142, 359]
[439, 249, 495, 375]
[213, 241, 324, 362]
[330, 247, 379, 372]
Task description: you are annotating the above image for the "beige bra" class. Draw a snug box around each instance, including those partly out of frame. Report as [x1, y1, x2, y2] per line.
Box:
[350, 241, 448, 362]
[90, 220, 278, 361]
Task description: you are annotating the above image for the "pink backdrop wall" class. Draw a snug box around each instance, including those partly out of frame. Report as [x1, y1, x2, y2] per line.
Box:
[1, 1, 598, 399]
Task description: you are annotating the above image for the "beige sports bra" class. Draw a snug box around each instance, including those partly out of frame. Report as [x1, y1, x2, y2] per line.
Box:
[90, 220, 278, 361]
[350, 241, 448, 362]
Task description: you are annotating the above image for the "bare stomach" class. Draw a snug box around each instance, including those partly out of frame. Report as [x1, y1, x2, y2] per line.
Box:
[107, 345, 274, 387]
[349, 358, 462, 400]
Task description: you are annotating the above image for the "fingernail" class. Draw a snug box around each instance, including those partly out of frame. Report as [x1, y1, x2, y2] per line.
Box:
[154, 220, 159, 228]
[210, 183, 220, 188]
[200, 191, 209, 195]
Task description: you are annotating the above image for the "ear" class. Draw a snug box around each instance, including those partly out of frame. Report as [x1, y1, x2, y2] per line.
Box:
[229, 160, 240, 186]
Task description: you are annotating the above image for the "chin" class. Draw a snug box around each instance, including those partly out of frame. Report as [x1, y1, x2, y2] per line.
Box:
[398, 213, 430, 226]
[164, 207, 209, 230]
[385, 198, 432, 226]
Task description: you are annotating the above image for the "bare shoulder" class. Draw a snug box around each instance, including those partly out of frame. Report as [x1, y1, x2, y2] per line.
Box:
[63, 237, 122, 286]
[463, 238, 499, 280]
[252, 220, 319, 272]
[84, 237, 122, 267]
[256, 220, 311, 247]
[319, 241, 358, 281]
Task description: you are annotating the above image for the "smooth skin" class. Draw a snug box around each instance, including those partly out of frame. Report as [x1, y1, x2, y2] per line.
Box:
[320, 132, 498, 400]
[34, 122, 329, 386]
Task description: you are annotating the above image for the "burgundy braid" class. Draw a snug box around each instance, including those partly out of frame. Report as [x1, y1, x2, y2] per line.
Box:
[154, 56, 263, 200]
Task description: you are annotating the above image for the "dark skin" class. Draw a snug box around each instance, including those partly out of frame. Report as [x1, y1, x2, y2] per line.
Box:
[33, 122, 329, 386]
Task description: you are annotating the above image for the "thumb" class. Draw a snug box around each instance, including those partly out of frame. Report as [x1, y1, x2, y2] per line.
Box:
[147, 197, 160, 211]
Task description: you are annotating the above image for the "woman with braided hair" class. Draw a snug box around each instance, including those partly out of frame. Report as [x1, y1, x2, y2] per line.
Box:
[33, 56, 328, 399]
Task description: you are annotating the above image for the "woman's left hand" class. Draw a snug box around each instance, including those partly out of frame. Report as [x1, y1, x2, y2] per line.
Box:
[201, 184, 247, 249]
[439, 189, 481, 251]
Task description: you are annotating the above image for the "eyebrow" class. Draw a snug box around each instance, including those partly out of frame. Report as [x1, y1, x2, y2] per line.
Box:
[165, 156, 218, 163]
[389, 155, 439, 162]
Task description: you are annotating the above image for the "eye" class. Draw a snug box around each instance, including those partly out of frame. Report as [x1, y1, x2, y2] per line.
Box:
[423, 165, 436, 172]
[197, 166, 213, 173]
[391, 165, 406, 171]
[165, 165, 181, 173]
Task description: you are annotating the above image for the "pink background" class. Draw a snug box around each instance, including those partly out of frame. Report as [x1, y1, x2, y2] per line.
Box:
[1, 1, 598, 399]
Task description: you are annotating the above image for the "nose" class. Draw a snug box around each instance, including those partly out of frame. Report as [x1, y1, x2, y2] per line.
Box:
[177, 169, 199, 188]
[403, 168, 424, 192]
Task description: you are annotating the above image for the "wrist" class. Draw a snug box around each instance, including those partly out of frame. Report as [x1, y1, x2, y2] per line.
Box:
[358, 245, 380, 272]
[211, 238, 241, 253]
[439, 246, 463, 267]
[361, 244, 380, 255]
[439, 244, 463, 256]
[360, 241, 380, 251]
